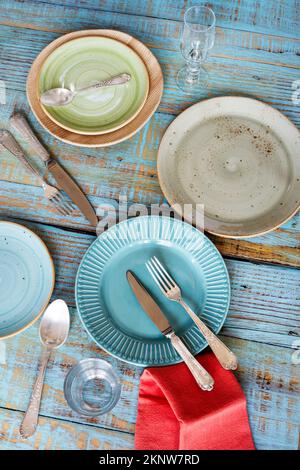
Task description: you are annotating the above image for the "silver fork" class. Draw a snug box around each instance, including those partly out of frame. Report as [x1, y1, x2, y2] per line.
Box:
[146, 256, 238, 370]
[0, 130, 74, 216]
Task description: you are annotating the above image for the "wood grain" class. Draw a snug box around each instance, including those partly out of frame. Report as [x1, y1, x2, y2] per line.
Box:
[0, 218, 298, 450]
[0, 2, 299, 266]
[230, 337, 299, 450]
[33, 0, 299, 38]
[0, 218, 298, 350]
[1, 178, 299, 267]
[1, 320, 299, 449]
[0, 0, 299, 451]
[0, 408, 134, 450]
[1, 5, 299, 121]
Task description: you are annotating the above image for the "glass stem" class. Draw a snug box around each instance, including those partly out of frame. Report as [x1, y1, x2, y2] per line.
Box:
[185, 61, 201, 83]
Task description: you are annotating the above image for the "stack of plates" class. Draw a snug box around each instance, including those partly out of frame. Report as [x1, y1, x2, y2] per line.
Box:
[27, 30, 163, 147]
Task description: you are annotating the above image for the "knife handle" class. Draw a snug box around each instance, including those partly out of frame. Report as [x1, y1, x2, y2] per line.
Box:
[10, 113, 50, 163]
[0, 130, 45, 186]
[167, 331, 214, 391]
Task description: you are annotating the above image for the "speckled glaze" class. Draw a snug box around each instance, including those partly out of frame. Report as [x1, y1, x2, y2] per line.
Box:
[0, 222, 54, 339]
[158, 97, 300, 238]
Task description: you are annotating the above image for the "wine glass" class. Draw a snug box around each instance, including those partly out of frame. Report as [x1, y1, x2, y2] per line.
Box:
[177, 6, 216, 94]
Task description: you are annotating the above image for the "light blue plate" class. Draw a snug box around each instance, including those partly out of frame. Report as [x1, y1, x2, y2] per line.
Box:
[75, 216, 230, 366]
[0, 221, 55, 339]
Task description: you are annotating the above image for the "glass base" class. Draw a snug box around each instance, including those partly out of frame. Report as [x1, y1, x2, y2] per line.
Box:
[176, 66, 209, 95]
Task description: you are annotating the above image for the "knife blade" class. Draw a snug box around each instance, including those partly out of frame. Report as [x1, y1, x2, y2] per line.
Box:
[46, 159, 98, 227]
[126, 270, 172, 334]
[10, 113, 98, 227]
[126, 270, 214, 391]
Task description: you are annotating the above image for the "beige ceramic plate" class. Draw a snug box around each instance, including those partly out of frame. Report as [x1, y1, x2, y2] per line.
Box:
[158, 97, 300, 238]
[27, 29, 163, 147]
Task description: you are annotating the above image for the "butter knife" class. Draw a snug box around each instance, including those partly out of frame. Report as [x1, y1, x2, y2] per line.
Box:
[10, 113, 98, 227]
[126, 271, 214, 391]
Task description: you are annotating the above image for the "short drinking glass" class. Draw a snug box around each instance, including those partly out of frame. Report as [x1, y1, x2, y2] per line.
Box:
[64, 358, 121, 417]
[177, 6, 216, 94]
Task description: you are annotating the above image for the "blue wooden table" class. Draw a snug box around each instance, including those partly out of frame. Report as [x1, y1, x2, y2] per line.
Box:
[0, 0, 299, 450]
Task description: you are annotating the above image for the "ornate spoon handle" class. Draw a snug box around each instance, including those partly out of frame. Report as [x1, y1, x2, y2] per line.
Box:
[179, 300, 238, 370]
[167, 331, 214, 391]
[78, 73, 131, 92]
[20, 349, 51, 439]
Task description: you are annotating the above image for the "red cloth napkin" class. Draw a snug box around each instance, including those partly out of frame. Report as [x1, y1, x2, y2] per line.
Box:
[135, 352, 255, 450]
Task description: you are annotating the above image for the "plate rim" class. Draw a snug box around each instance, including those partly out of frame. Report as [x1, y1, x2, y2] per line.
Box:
[39, 35, 150, 135]
[0, 221, 55, 339]
[75, 215, 231, 367]
[27, 29, 163, 147]
[157, 95, 300, 238]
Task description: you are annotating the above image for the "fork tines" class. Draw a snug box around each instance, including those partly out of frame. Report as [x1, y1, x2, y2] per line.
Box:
[146, 256, 176, 294]
[50, 192, 74, 216]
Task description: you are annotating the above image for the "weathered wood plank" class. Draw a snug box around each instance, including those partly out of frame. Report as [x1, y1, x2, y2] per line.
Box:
[2, 86, 299, 209]
[0, 305, 142, 435]
[0, 0, 299, 452]
[0, 5, 299, 121]
[0, 218, 298, 349]
[0, 10, 300, 74]
[211, 212, 300, 267]
[0, 408, 134, 450]
[224, 259, 300, 348]
[1, 321, 299, 449]
[1, 176, 299, 267]
[1, 6, 300, 70]
[228, 336, 300, 450]
[4, 0, 300, 38]
[0, 92, 163, 206]
[0, 3, 299, 268]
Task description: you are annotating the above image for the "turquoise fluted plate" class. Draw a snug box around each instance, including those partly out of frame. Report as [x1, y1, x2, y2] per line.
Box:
[0, 222, 55, 339]
[39, 36, 149, 135]
[75, 216, 230, 366]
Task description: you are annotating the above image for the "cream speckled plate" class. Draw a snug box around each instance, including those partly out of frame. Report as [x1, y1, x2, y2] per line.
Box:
[158, 97, 300, 238]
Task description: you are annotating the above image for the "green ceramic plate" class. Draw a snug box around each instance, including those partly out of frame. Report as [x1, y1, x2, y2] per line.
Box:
[39, 36, 149, 135]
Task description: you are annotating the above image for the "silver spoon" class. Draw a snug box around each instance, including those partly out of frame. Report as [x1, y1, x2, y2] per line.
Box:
[19, 299, 70, 439]
[40, 72, 132, 107]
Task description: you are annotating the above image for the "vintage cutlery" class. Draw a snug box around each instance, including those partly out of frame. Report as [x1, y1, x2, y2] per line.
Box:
[0, 130, 74, 216]
[20, 299, 70, 439]
[126, 270, 214, 391]
[146, 256, 238, 370]
[10, 113, 98, 226]
[40, 73, 132, 107]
